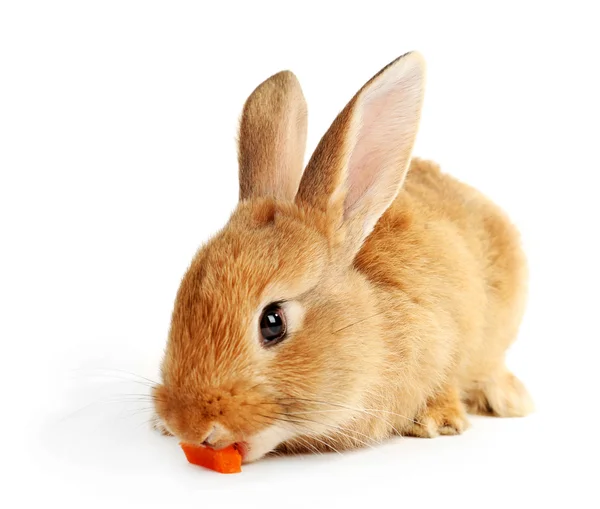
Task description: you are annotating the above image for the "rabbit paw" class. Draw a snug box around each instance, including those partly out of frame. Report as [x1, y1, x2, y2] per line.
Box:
[464, 369, 534, 417]
[406, 386, 469, 438]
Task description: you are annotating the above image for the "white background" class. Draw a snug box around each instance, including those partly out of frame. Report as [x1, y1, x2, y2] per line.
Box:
[1, 1, 599, 508]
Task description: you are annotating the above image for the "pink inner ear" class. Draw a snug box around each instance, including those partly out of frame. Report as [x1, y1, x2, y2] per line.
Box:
[343, 64, 423, 220]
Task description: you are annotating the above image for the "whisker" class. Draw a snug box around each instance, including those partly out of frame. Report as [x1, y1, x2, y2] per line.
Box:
[97, 396, 160, 404]
[107, 393, 155, 398]
[332, 310, 387, 334]
[271, 412, 380, 451]
[256, 414, 314, 430]
[73, 374, 157, 390]
[279, 396, 422, 428]
[293, 435, 323, 456]
[257, 414, 340, 453]
[57, 395, 162, 423]
[115, 406, 158, 423]
[71, 367, 160, 387]
[320, 427, 377, 452]
[261, 411, 377, 455]
[303, 432, 343, 456]
[286, 405, 420, 427]
[282, 417, 381, 444]
[277, 418, 344, 456]
[246, 415, 328, 457]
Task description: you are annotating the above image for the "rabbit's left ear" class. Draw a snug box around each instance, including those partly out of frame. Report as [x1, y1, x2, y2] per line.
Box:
[296, 52, 426, 261]
[237, 71, 308, 202]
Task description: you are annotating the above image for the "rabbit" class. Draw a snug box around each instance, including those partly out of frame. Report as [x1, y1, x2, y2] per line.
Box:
[151, 51, 534, 464]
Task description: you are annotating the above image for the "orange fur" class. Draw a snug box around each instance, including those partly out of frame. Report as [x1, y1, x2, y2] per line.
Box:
[152, 52, 533, 463]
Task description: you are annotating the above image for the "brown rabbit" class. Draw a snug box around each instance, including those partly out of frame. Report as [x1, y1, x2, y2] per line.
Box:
[152, 52, 533, 463]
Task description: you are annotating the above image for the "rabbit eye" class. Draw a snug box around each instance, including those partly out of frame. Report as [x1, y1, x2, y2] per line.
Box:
[260, 305, 287, 346]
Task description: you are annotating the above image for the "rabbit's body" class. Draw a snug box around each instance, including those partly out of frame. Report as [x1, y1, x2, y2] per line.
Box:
[153, 53, 532, 463]
[333, 157, 532, 443]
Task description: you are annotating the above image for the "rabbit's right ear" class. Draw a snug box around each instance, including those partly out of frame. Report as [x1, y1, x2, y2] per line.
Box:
[237, 71, 308, 202]
[295, 52, 425, 263]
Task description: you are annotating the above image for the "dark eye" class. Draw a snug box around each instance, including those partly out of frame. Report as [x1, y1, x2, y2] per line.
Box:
[260, 305, 287, 346]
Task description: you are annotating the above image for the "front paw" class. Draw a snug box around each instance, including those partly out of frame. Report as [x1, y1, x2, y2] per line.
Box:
[406, 386, 470, 438]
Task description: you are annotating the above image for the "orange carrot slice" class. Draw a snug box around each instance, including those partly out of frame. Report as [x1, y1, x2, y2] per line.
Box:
[180, 443, 242, 474]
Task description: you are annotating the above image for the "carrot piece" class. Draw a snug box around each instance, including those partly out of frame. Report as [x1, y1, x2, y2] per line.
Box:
[180, 443, 242, 474]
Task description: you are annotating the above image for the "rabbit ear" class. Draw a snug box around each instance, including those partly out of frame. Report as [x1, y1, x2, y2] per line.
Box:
[295, 52, 425, 261]
[237, 71, 308, 202]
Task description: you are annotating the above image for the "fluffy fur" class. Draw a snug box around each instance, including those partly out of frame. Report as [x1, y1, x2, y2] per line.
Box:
[152, 52, 533, 463]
